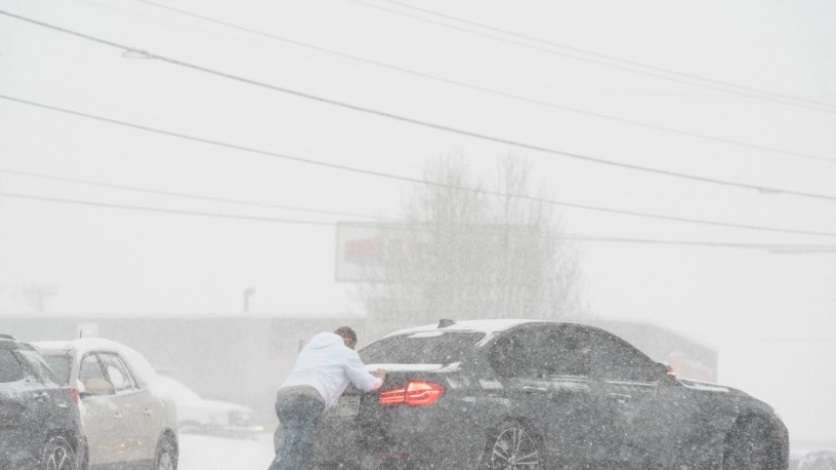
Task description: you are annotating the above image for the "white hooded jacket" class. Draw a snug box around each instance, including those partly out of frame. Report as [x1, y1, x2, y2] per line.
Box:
[279, 332, 383, 408]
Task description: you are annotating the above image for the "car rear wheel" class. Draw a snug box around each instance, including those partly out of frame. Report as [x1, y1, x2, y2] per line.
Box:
[723, 417, 773, 470]
[153, 436, 178, 470]
[484, 422, 544, 470]
[41, 436, 78, 470]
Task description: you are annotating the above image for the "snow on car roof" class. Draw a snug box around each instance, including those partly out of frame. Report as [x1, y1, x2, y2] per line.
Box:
[35, 337, 133, 354]
[385, 319, 539, 337]
[33, 337, 158, 386]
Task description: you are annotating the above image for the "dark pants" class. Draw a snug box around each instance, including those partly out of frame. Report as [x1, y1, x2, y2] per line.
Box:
[268, 393, 326, 470]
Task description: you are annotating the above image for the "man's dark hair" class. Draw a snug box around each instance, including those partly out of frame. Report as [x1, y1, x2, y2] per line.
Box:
[334, 326, 358, 347]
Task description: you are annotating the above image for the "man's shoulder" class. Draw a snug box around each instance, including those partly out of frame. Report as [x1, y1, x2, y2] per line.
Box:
[337, 346, 364, 363]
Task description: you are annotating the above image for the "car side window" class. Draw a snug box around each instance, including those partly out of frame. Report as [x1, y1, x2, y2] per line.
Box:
[490, 325, 549, 379]
[0, 349, 25, 383]
[115, 355, 139, 389]
[588, 331, 661, 383]
[99, 353, 136, 392]
[540, 326, 592, 377]
[489, 328, 543, 379]
[80, 353, 110, 388]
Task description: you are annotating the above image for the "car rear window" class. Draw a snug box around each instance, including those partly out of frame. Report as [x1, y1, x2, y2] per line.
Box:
[0, 349, 25, 383]
[360, 331, 484, 365]
[17, 350, 59, 385]
[42, 354, 72, 385]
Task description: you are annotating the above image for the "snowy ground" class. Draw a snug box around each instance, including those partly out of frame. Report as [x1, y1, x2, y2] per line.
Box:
[176, 431, 836, 470]
[179, 433, 275, 470]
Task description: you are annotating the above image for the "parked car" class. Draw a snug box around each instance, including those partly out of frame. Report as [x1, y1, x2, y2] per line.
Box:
[35, 338, 179, 470]
[1, 333, 84, 470]
[150, 374, 262, 437]
[313, 319, 789, 470]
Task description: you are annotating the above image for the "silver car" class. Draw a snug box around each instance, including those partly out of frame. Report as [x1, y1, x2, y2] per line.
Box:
[35, 338, 179, 470]
[151, 374, 263, 438]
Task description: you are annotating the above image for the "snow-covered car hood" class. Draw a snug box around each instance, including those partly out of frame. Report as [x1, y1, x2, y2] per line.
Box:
[149, 375, 252, 414]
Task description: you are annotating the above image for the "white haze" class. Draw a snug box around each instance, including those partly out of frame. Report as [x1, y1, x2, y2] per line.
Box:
[1, 0, 835, 446]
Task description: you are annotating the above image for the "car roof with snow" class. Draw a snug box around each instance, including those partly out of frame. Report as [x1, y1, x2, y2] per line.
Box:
[35, 337, 132, 354]
[33, 337, 158, 386]
[0, 334, 36, 350]
[385, 318, 545, 338]
[382, 319, 629, 349]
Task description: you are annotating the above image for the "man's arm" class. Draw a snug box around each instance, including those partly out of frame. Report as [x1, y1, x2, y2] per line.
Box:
[343, 351, 384, 392]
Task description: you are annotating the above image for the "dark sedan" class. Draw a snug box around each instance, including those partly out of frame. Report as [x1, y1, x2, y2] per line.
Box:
[313, 319, 789, 470]
[0, 334, 83, 470]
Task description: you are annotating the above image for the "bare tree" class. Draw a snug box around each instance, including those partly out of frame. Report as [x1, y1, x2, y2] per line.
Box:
[357, 156, 584, 336]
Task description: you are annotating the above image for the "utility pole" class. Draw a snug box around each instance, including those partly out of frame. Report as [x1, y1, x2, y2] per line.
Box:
[242, 287, 255, 314]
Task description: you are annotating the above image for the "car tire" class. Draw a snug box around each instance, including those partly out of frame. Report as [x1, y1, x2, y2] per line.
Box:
[482, 421, 544, 470]
[40, 436, 78, 470]
[79, 442, 89, 470]
[153, 436, 178, 470]
[723, 417, 773, 470]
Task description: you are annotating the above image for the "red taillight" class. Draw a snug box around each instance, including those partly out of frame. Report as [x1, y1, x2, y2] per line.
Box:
[379, 388, 407, 406]
[379, 381, 445, 407]
[68, 387, 80, 405]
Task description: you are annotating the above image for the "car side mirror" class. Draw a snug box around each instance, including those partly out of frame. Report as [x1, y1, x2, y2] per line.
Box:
[81, 378, 115, 397]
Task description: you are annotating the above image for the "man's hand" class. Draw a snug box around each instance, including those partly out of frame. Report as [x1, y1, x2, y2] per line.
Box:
[372, 368, 386, 380]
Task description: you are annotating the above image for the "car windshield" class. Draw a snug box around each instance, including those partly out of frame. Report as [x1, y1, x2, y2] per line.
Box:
[360, 331, 484, 365]
[41, 353, 72, 385]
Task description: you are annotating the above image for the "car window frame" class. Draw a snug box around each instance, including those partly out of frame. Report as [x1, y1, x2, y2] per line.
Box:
[586, 328, 662, 384]
[78, 352, 114, 393]
[97, 352, 139, 393]
[538, 324, 593, 378]
[488, 324, 550, 379]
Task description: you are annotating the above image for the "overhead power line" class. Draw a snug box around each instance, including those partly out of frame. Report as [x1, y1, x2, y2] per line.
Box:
[3, 10, 836, 204]
[0, 168, 380, 220]
[350, 0, 836, 114]
[4, 190, 836, 253]
[3, 94, 836, 240]
[127, 0, 835, 165]
[559, 236, 836, 253]
[0, 191, 335, 226]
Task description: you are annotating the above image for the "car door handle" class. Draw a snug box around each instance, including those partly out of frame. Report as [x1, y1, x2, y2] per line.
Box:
[113, 412, 123, 419]
[143, 409, 153, 417]
[522, 386, 549, 394]
[34, 392, 49, 402]
[608, 392, 632, 403]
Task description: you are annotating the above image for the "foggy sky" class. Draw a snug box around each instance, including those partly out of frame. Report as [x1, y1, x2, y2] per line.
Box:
[1, 0, 835, 441]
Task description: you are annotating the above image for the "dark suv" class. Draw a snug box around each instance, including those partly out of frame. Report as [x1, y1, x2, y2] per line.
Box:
[0, 334, 83, 470]
[313, 319, 789, 470]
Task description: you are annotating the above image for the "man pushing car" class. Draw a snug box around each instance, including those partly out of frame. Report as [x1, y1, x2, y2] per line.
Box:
[268, 326, 385, 470]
